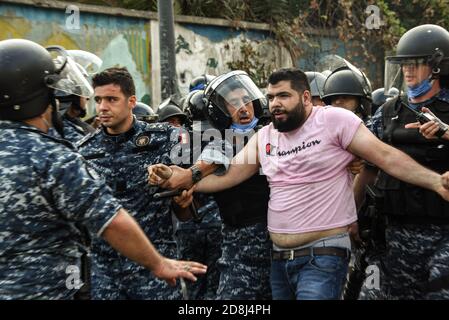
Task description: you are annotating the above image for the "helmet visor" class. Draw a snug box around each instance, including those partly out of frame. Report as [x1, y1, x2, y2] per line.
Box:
[319, 55, 372, 98]
[206, 72, 266, 118]
[384, 57, 430, 95]
[46, 46, 94, 98]
[67, 50, 103, 75]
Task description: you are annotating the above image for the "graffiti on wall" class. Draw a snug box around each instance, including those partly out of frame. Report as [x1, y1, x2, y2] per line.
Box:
[0, 3, 152, 115]
[174, 23, 293, 95]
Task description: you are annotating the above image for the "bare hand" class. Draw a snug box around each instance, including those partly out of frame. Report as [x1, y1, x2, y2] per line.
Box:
[147, 164, 192, 189]
[405, 107, 449, 140]
[348, 157, 364, 175]
[173, 186, 195, 209]
[152, 257, 207, 286]
[147, 164, 173, 186]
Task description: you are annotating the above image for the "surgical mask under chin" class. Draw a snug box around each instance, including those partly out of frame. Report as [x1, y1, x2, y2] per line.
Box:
[407, 78, 433, 99]
[230, 117, 259, 134]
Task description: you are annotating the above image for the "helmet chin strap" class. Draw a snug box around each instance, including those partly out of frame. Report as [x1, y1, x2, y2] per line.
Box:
[50, 94, 65, 138]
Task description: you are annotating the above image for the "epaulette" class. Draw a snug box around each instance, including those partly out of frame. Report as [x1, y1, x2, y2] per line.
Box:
[144, 122, 171, 132]
[76, 128, 101, 148]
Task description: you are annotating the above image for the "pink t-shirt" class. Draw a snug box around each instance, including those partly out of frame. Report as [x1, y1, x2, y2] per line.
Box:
[257, 106, 362, 234]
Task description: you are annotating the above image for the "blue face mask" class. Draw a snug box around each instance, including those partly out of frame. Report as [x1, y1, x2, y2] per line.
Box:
[407, 78, 433, 99]
[230, 117, 259, 133]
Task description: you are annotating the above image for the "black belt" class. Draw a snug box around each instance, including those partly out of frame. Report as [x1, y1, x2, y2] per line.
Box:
[271, 246, 350, 261]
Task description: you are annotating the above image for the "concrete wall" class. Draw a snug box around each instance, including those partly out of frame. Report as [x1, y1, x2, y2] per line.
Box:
[0, 0, 308, 113]
[0, 1, 384, 107]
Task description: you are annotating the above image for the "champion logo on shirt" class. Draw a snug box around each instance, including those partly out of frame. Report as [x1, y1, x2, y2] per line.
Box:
[265, 143, 277, 156]
[276, 139, 321, 157]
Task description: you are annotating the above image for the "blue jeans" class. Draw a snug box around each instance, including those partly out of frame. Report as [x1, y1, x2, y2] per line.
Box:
[270, 250, 350, 300]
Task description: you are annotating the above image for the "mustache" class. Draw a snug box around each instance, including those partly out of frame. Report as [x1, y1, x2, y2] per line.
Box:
[271, 108, 286, 115]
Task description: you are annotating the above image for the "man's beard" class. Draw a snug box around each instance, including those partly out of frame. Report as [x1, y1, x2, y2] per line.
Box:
[271, 101, 306, 132]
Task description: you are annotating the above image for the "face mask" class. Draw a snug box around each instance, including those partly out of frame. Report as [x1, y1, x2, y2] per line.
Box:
[230, 117, 259, 134]
[407, 78, 433, 99]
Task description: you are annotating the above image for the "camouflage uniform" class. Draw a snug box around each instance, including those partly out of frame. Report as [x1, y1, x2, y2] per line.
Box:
[216, 222, 272, 300]
[61, 114, 95, 143]
[174, 193, 222, 300]
[0, 120, 122, 300]
[200, 137, 272, 300]
[77, 118, 182, 300]
[359, 89, 449, 300]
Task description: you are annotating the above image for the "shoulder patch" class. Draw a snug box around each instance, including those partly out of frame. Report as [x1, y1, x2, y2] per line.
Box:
[135, 132, 152, 147]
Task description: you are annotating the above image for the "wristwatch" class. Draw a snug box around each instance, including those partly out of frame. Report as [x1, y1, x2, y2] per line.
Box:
[190, 165, 202, 184]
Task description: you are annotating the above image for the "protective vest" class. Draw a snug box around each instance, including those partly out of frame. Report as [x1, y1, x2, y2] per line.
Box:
[376, 96, 449, 223]
[214, 126, 270, 228]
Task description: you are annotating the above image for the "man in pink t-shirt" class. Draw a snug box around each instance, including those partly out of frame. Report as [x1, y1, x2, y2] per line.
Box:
[194, 68, 449, 300]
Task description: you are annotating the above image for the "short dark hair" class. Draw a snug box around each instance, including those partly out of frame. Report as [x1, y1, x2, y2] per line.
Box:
[268, 68, 310, 93]
[92, 67, 136, 97]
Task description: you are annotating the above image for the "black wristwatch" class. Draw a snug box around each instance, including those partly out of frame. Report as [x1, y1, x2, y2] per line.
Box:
[190, 165, 202, 184]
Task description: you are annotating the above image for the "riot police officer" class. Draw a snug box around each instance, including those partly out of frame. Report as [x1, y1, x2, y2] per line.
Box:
[169, 90, 223, 300]
[305, 71, 327, 106]
[157, 98, 188, 128]
[76, 66, 203, 300]
[358, 24, 449, 299]
[149, 71, 272, 300]
[133, 101, 158, 123]
[322, 60, 373, 123]
[0, 39, 206, 299]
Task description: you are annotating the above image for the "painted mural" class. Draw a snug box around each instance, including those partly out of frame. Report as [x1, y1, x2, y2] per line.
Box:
[0, 1, 295, 111]
[0, 2, 152, 116]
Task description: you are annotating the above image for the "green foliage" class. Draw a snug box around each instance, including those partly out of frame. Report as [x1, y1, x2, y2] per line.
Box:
[72, 0, 449, 87]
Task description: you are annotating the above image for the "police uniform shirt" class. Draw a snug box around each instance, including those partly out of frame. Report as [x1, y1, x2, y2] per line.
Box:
[0, 120, 122, 299]
[77, 118, 179, 242]
[62, 115, 95, 144]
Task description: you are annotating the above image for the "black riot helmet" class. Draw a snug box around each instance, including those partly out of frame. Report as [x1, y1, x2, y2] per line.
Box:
[133, 101, 158, 123]
[0, 39, 93, 122]
[305, 71, 326, 98]
[203, 70, 266, 131]
[184, 90, 216, 132]
[157, 97, 187, 125]
[371, 88, 387, 113]
[189, 74, 216, 92]
[185, 90, 207, 121]
[322, 62, 372, 117]
[385, 24, 449, 93]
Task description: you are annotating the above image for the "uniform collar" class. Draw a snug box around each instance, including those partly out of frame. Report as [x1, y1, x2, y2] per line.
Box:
[101, 116, 139, 143]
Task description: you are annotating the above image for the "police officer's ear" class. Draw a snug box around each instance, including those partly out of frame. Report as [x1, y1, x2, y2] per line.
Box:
[128, 95, 137, 110]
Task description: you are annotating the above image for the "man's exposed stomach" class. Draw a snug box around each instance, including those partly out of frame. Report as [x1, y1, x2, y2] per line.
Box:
[270, 226, 349, 248]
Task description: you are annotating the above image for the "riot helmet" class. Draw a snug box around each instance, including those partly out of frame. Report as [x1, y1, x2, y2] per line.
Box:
[189, 74, 216, 92]
[322, 58, 372, 117]
[305, 71, 326, 98]
[385, 24, 449, 95]
[371, 88, 387, 115]
[0, 39, 93, 122]
[133, 101, 158, 123]
[184, 90, 216, 132]
[203, 70, 266, 131]
[157, 97, 187, 126]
